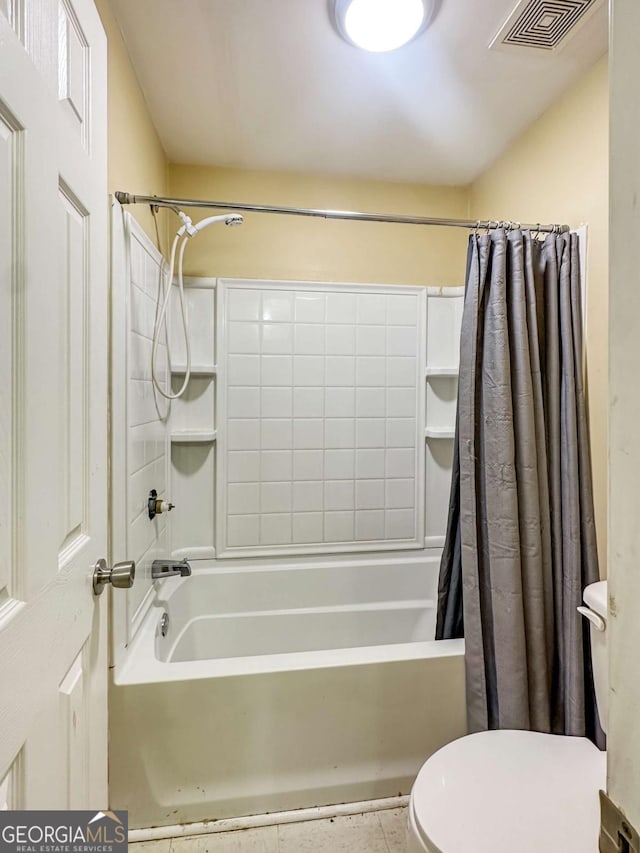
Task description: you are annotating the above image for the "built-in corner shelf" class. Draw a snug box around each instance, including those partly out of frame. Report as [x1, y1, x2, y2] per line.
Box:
[171, 430, 217, 444]
[424, 288, 464, 545]
[425, 367, 459, 378]
[171, 364, 217, 377]
[425, 428, 455, 440]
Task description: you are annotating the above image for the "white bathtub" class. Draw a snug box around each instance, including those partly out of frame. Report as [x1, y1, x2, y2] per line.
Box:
[109, 553, 466, 830]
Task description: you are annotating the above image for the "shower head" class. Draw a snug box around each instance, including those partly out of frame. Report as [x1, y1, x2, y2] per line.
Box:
[176, 212, 244, 238]
[193, 213, 243, 233]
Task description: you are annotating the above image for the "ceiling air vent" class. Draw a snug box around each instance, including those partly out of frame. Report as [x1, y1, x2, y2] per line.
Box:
[490, 0, 604, 53]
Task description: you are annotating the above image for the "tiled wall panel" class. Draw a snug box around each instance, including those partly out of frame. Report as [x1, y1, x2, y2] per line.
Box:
[217, 281, 427, 556]
[112, 208, 170, 658]
[125, 229, 169, 629]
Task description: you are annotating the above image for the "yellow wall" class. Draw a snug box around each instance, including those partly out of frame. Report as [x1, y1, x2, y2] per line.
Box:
[469, 56, 609, 570]
[168, 165, 470, 287]
[95, 0, 169, 243]
[94, 0, 469, 284]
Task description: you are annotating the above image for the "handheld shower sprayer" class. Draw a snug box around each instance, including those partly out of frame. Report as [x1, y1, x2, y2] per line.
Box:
[152, 211, 244, 400]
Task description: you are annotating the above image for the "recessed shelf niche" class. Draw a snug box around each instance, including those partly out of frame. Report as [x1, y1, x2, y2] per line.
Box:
[424, 288, 464, 548]
[168, 278, 217, 558]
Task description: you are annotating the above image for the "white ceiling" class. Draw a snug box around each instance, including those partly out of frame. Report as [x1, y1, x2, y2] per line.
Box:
[108, 0, 608, 185]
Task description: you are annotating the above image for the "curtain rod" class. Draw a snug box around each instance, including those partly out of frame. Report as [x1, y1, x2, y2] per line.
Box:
[114, 191, 569, 234]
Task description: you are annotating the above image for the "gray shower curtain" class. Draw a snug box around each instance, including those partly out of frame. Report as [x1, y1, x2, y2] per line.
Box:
[436, 228, 601, 740]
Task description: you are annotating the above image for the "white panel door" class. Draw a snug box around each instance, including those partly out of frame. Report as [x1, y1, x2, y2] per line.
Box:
[0, 0, 108, 807]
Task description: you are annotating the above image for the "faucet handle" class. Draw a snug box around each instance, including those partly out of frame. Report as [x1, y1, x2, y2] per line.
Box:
[148, 489, 175, 520]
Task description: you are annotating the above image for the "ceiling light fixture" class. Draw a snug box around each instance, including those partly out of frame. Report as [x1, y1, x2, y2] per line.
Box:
[333, 0, 433, 53]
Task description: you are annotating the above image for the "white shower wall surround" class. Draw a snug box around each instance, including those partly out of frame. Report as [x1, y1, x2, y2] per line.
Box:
[165, 278, 462, 561]
[111, 206, 171, 663]
[111, 210, 463, 641]
[218, 281, 426, 555]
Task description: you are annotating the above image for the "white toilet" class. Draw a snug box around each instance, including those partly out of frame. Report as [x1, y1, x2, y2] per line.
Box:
[407, 581, 608, 853]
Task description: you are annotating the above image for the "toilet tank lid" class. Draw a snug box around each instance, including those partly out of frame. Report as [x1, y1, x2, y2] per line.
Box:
[583, 580, 607, 620]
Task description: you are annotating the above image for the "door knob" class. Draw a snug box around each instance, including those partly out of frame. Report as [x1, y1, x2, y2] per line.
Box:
[93, 558, 136, 596]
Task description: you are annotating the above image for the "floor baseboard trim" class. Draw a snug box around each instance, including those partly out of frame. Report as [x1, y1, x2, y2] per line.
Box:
[128, 795, 410, 843]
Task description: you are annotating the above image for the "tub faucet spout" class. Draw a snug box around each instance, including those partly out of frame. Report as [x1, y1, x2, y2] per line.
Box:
[152, 559, 192, 579]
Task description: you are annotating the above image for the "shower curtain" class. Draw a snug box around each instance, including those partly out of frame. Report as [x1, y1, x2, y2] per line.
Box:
[436, 228, 601, 740]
